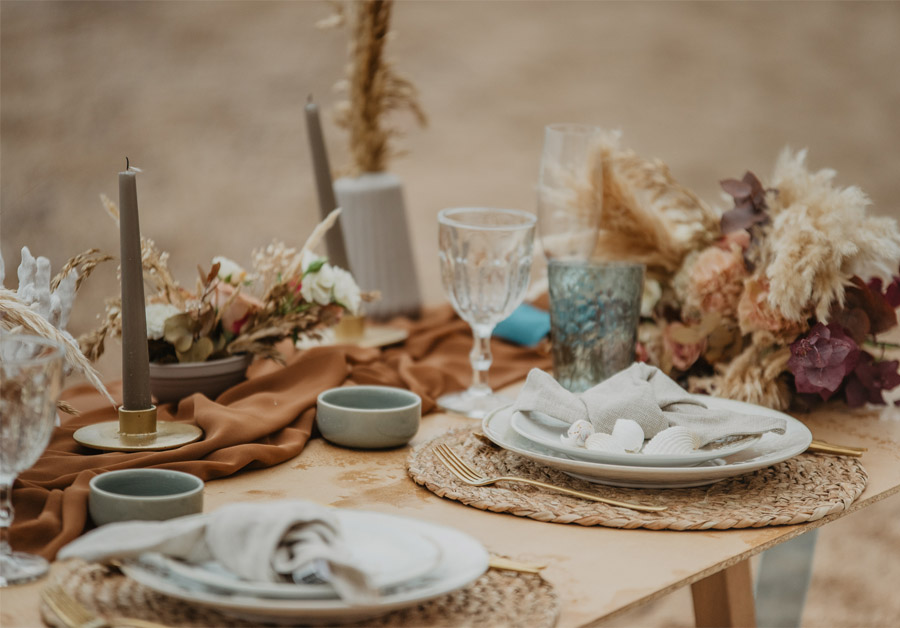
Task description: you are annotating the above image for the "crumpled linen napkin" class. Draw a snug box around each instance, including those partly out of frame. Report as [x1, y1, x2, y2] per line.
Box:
[58, 500, 377, 604]
[514, 363, 787, 447]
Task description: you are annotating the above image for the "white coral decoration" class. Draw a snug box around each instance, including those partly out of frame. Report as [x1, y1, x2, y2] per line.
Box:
[332, 266, 361, 315]
[213, 256, 249, 286]
[145, 303, 183, 340]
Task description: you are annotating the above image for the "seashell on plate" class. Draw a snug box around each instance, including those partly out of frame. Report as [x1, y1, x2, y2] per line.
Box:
[585, 432, 626, 454]
[611, 419, 644, 452]
[642, 426, 696, 455]
[560, 419, 594, 447]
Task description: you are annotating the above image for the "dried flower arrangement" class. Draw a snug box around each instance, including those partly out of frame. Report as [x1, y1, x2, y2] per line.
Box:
[82, 204, 364, 365]
[322, 0, 427, 174]
[0, 246, 115, 413]
[589, 135, 900, 411]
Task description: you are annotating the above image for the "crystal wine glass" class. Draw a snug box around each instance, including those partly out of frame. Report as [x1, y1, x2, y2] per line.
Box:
[537, 123, 603, 261]
[0, 334, 64, 586]
[437, 207, 536, 419]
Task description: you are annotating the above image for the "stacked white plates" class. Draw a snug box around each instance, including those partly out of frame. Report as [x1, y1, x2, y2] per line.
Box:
[483, 396, 812, 489]
[122, 510, 488, 624]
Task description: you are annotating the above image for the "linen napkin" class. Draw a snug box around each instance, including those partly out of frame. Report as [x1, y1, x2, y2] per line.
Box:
[514, 363, 787, 447]
[58, 500, 377, 604]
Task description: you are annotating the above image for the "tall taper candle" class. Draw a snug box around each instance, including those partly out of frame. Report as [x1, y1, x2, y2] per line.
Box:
[305, 96, 351, 271]
[119, 166, 153, 410]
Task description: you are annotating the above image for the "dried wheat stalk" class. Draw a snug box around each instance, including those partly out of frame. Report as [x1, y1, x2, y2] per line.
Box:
[333, 0, 427, 174]
[0, 288, 116, 407]
[50, 248, 114, 292]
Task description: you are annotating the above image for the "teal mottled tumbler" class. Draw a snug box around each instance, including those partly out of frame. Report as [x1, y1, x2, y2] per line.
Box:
[548, 260, 644, 392]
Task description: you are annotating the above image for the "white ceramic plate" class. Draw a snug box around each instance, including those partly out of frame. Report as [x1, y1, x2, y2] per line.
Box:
[511, 407, 761, 467]
[137, 510, 443, 600]
[122, 511, 488, 624]
[482, 400, 812, 489]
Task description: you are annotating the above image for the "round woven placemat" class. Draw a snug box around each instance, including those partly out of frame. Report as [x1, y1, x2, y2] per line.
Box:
[41, 559, 559, 628]
[407, 427, 867, 530]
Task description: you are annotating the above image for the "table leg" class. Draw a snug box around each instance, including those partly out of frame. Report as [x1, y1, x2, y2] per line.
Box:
[754, 529, 818, 627]
[691, 559, 756, 628]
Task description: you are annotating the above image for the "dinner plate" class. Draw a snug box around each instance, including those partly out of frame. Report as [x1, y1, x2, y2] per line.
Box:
[138, 510, 443, 600]
[122, 511, 488, 624]
[482, 400, 812, 488]
[511, 406, 761, 467]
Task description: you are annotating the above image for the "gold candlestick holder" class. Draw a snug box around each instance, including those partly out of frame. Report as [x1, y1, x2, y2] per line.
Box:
[73, 405, 203, 452]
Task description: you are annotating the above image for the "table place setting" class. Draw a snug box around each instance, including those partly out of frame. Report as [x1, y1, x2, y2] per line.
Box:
[37, 499, 559, 627]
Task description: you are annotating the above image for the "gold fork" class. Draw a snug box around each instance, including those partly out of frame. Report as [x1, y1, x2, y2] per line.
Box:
[433, 444, 666, 513]
[41, 584, 168, 628]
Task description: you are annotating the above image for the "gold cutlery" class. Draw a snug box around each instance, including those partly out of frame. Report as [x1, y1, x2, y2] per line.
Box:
[41, 584, 168, 628]
[432, 443, 667, 513]
[488, 556, 546, 574]
[807, 439, 867, 457]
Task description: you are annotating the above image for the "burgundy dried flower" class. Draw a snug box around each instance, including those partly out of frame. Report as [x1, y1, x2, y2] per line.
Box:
[832, 276, 898, 343]
[719, 171, 770, 234]
[843, 352, 900, 407]
[788, 323, 860, 400]
[867, 266, 900, 309]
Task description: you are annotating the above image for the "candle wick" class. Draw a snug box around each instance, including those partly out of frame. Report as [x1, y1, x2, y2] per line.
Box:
[126, 156, 130, 170]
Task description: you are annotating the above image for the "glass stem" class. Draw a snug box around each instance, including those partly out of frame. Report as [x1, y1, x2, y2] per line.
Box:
[0, 478, 13, 556]
[468, 325, 494, 396]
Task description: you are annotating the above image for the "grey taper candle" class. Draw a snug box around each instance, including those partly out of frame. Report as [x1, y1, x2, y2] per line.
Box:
[118, 167, 153, 410]
[305, 96, 351, 271]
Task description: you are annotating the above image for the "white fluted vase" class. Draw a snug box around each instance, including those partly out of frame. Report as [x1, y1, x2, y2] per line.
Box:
[334, 172, 422, 320]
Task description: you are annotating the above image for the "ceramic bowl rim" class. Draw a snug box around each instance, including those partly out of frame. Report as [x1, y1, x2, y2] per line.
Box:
[317, 385, 422, 415]
[89, 469, 204, 502]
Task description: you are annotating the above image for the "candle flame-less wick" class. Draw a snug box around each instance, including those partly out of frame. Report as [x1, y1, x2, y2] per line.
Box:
[126, 156, 130, 170]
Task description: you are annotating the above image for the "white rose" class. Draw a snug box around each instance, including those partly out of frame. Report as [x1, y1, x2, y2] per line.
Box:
[213, 256, 247, 285]
[301, 263, 336, 306]
[332, 267, 361, 315]
[145, 303, 183, 340]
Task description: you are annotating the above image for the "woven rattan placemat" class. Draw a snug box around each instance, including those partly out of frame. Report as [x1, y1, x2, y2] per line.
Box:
[41, 558, 559, 628]
[407, 427, 867, 530]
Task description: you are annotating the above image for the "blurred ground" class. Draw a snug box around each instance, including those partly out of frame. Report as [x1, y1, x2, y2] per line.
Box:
[2, 1, 899, 625]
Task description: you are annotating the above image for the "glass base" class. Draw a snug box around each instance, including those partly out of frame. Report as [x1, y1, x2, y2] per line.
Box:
[0, 549, 48, 587]
[437, 389, 514, 420]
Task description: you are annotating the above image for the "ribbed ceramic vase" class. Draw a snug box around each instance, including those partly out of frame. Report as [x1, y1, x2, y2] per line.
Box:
[334, 172, 422, 320]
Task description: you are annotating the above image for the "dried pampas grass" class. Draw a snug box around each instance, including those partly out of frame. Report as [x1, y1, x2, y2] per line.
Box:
[763, 148, 900, 321]
[590, 132, 720, 277]
[331, 0, 427, 175]
[689, 343, 793, 411]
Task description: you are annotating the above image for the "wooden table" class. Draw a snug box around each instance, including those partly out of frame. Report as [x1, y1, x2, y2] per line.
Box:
[2, 400, 898, 628]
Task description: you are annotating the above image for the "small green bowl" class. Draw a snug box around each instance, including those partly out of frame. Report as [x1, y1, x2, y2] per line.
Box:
[317, 386, 421, 449]
[89, 469, 204, 527]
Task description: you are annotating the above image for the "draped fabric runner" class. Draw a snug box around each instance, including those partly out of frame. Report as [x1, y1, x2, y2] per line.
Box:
[11, 306, 551, 559]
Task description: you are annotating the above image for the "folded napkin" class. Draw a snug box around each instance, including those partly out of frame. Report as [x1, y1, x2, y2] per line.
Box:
[493, 304, 551, 347]
[514, 363, 787, 447]
[58, 500, 377, 604]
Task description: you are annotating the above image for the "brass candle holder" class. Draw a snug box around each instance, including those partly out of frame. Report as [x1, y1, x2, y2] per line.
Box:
[73, 405, 203, 452]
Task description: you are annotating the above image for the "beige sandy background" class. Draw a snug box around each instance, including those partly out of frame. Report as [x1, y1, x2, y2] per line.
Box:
[2, 1, 899, 625]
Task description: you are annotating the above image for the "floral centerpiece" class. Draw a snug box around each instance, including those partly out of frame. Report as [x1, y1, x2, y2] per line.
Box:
[82, 206, 363, 368]
[583, 133, 900, 411]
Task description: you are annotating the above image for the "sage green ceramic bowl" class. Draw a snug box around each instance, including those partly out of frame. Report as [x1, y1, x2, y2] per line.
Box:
[89, 469, 204, 527]
[317, 385, 421, 449]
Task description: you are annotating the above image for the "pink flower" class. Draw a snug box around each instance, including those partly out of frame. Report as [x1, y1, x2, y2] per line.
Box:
[788, 323, 859, 400]
[214, 284, 263, 335]
[737, 277, 806, 337]
[663, 322, 707, 371]
[687, 244, 747, 317]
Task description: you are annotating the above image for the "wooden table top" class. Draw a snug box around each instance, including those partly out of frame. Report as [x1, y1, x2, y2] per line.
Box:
[2, 396, 898, 628]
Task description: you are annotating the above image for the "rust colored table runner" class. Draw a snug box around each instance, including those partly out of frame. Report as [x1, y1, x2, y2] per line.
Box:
[11, 306, 551, 559]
